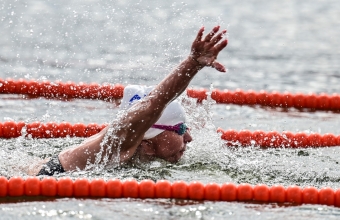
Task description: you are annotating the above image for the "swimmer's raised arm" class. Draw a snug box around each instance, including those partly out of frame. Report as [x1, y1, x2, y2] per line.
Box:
[117, 26, 228, 154]
[153, 25, 227, 103]
[57, 26, 228, 171]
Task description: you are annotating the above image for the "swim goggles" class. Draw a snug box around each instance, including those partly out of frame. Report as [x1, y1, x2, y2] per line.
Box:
[151, 123, 189, 136]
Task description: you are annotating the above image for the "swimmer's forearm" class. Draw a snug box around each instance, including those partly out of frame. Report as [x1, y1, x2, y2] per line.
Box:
[151, 26, 227, 104]
[151, 56, 203, 103]
[114, 56, 202, 152]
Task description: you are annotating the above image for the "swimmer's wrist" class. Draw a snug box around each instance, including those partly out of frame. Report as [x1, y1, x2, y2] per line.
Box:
[188, 55, 204, 70]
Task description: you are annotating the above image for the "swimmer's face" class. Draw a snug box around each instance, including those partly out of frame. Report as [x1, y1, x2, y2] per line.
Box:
[144, 130, 192, 163]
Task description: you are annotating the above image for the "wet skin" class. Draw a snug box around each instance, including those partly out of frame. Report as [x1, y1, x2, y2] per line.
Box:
[29, 26, 227, 175]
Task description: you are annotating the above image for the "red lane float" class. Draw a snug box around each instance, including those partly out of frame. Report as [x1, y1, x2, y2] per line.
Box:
[57, 177, 73, 197]
[207, 89, 340, 111]
[24, 177, 41, 196]
[220, 129, 340, 148]
[74, 178, 90, 197]
[1, 121, 340, 148]
[139, 180, 155, 199]
[0, 78, 124, 100]
[205, 183, 221, 201]
[221, 183, 237, 201]
[0, 121, 108, 139]
[1, 177, 340, 208]
[90, 179, 107, 197]
[270, 185, 286, 203]
[2, 78, 340, 111]
[41, 177, 58, 197]
[286, 186, 303, 204]
[155, 180, 172, 198]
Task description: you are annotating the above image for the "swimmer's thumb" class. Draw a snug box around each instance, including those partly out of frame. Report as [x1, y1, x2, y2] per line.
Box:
[212, 61, 226, 72]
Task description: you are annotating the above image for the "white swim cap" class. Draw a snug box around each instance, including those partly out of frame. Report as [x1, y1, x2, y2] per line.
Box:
[120, 85, 186, 139]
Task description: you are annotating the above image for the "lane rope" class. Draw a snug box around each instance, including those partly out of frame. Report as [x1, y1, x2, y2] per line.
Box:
[0, 176, 338, 207]
[218, 128, 340, 148]
[0, 78, 124, 101]
[1, 78, 340, 111]
[2, 79, 338, 207]
[0, 121, 339, 148]
[0, 121, 107, 139]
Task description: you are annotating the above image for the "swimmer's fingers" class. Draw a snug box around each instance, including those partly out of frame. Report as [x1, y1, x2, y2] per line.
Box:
[209, 29, 227, 46]
[203, 26, 220, 42]
[212, 61, 226, 72]
[195, 26, 205, 42]
[215, 39, 228, 53]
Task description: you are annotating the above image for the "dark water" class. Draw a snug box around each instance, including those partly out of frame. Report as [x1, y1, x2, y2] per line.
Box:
[1, 0, 340, 219]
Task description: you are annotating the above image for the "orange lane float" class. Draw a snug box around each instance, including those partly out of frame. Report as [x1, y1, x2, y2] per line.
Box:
[1, 176, 340, 208]
[0, 121, 108, 139]
[0, 78, 124, 101]
[207, 88, 340, 111]
[219, 129, 340, 148]
[1, 121, 340, 148]
[2, 78, 340, 111]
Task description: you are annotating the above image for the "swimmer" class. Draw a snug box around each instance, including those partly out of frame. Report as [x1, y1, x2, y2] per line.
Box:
[30, 26, 228, 176]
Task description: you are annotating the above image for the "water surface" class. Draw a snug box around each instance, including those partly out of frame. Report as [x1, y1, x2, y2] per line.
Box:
[1, 0, 340, 219]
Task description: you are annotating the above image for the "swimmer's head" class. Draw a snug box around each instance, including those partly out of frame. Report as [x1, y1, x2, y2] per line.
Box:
[120, 85, 192, 162]
[140, 101, 192, 162]
[139, 128, 192, 163]
[143, 100, 187, 139]
[120, 85, 187, 139]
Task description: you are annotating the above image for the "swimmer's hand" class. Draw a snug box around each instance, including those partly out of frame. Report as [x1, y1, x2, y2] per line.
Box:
[190, 26, 228, 72]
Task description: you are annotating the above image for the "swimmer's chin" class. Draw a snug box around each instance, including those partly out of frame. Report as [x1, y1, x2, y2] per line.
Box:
[164, 152, 186, 164]
[130, 151, 186, 165]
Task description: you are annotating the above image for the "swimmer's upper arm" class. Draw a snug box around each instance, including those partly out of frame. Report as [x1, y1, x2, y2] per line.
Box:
[117, 95, 165, 152]
[117, 58, 202, 154]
